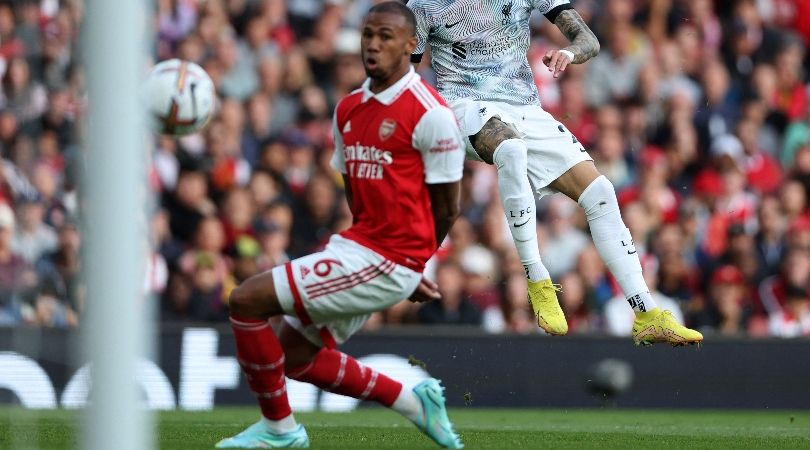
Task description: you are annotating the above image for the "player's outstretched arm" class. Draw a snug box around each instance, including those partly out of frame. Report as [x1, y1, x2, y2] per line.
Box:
[543, 9, 600, 77]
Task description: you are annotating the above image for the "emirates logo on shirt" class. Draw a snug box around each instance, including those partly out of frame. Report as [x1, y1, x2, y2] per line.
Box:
[378, 118, 397, 140]
[343, 143, 394, 180]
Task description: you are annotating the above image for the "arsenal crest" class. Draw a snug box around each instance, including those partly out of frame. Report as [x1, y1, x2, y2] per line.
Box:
[379, 118, 396, 140]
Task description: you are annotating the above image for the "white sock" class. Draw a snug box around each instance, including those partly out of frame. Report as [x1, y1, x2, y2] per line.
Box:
[493, 139, 549, 282]
[578, 176, 658, 313]
[261, 414, 298, 434]
[524, 262, 549, 282]
[391, 387, 423, 423]
[627, 291, 657, 314]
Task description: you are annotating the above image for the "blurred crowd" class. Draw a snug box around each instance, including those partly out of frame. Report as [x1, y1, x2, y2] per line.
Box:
[0, 0, 809, 339]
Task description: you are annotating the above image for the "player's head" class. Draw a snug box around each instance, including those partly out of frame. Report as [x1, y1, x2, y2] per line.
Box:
[361, 1, 417, 81]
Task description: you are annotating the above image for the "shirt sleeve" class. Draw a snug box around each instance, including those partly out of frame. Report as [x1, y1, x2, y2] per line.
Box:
[329, 114, 347, 174]
[408, 1, 429, 63]
[412, 106, 465, 184]
[531, 0, 573, 22]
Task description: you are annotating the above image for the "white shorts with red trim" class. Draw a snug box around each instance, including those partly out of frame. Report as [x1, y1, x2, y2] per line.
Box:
[271, 234, 421, 348]
[449, 99, 593, 199]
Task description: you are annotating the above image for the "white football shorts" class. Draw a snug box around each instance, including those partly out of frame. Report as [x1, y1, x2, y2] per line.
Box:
[449, 99, 593, 199]
[272, 234, 421, 348]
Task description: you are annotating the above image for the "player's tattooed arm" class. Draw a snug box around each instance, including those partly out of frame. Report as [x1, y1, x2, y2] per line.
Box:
[469, 117, 520, 164]
[554, 9, 600, 64]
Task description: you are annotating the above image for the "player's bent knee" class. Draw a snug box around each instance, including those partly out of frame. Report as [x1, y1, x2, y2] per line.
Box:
[471, 144, 496, 164]
[493, 139, 528, 171]
[227, 285, 255, 316]
[578, 175, 619, 220]
[228, 272, 283, 318]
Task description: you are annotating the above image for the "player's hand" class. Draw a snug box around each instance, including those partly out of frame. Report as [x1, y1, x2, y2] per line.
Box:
[408, 276, 441, 303]
[542, 49, 572, 78]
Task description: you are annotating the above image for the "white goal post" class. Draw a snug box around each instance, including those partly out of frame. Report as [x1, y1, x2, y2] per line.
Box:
[82, 1, 153, 450]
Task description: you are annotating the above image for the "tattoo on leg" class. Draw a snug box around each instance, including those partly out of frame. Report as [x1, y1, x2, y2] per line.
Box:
[554, 9, 600, 64]
[469, 117, 519, 164]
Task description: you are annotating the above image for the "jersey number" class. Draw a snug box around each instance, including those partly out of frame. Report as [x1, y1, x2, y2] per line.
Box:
[313, 259, 343, 277]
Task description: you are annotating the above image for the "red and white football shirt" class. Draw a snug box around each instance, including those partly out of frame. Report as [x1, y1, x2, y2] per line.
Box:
[330, 67, 464, 272]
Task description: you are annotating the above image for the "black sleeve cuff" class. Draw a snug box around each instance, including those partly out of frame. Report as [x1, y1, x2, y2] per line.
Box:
[544, 3, 574, 23]
[411, 53, 424, 64]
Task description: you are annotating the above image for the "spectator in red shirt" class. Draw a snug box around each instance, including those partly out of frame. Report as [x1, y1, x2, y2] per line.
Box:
[558, 272, 593, 334]
[557, 76, 597, 147]
[220, 188, 256, 250]
[708, 135, 759, 226]
[618, 146, 680, 223]
[689, 265, 753, 337]
[768, 284, 810, 337]
[772, 38, 806, 121]
[759, 247, 810, 316]
[737, 119, 782, 194]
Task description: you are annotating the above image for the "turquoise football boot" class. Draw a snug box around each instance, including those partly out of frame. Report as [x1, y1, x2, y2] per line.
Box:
[215, 421, 309, 448]
[411, 378, 464, 448]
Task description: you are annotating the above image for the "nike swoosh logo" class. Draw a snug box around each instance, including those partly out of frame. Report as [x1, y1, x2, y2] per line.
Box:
[445, 21, 461, 28]
[514, 219, 530, 228]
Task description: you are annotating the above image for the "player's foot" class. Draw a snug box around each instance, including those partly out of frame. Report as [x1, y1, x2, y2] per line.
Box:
[411, 378, 464, 449]
[632, 308, 703, 347]
[528, 279, 568, 335]
[215, 421, 309, 448]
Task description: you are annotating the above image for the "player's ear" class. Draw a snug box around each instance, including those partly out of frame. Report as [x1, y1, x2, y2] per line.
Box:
[405, 35, 417, 55]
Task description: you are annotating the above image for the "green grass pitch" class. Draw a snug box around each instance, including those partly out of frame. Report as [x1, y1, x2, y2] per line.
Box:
[2, 407, 809, 449]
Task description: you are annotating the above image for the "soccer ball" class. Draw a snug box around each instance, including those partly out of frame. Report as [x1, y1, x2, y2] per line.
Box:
[143, 59, 216, 136]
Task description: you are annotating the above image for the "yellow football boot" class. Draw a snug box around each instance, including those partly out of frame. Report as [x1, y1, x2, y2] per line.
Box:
[632, 308, 703, 346]
[528, 279, 568, 336]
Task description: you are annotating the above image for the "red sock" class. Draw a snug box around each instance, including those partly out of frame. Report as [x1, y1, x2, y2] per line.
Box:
[230, 315, 291, 420]
[287, 348, 402, 407]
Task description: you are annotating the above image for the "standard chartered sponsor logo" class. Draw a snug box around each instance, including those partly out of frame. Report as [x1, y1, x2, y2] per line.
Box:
[465, 35, 515, 58]
[451, 33, 521, 60]
[452, 42, 466, 59]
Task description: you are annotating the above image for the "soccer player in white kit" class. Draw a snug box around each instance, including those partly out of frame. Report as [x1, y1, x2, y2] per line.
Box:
[408, 0, 702, 345]
[216, 3, 463, 448]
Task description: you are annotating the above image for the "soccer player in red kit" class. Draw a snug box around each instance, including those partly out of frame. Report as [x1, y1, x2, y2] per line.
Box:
[216, 2, 465, 449]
